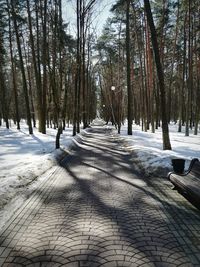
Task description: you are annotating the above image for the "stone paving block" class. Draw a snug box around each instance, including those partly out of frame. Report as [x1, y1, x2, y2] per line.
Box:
[26, 263, 40, 267]
[0, 257, 6, 267]
[106, 255, 126, 262]
[154, 263, 175, 267]
[80, 261, 99, 267]
[178, 264, 193, 267]
[101, 261, 118, 267]
[0, 248, 5, 257]
[117, 261, 132, 267]
[51, 255, 70, 264]
[31, 255, 52, 263]
[0, 248, 11, 258]
[62, 262, 79, 267]
[2, 263, 22, 267]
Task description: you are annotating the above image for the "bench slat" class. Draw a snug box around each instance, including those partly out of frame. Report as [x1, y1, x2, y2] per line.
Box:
[168, 158, 200, 206]
[170, 174, 200, 195]
[190, 161, 200, 177]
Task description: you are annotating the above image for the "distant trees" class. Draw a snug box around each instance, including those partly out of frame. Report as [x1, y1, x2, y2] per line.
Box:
[0, 0, 199, 150]
[95, 18, 127, 134]
[0, 0, 97, 146]
[97, 0, 200, 149]
[73, 0, 98, 136]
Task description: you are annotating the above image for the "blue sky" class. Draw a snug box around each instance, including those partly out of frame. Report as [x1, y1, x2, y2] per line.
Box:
[62, 0, 115, 36]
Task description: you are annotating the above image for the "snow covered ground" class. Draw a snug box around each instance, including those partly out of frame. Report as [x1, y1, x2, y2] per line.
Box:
[0, 119, 200, 230]
[0, 121, 75, 230]
[118, 123, 200, 176]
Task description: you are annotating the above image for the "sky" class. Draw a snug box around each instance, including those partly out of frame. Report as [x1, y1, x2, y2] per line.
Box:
[62, 0, 115, 36]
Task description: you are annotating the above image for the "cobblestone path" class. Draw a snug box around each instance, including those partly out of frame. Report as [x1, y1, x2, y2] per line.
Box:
[0, 127, 200, 267]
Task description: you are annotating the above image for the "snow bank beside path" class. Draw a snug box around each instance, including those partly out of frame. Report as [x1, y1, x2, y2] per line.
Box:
[118, 123, 200, 176]
[0, 122, 75, 230]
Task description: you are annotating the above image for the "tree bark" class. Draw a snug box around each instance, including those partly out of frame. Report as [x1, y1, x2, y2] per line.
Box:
[144, 0, 171, 150]
[11, 1, 33, 134]
[185, 1, 192, 136]
[73, 0, 80, 136]
[7, 2, 20, 129]
[56, 120, 63, 149]
[26, 0, 44, 132]
[126, 0, 132, 135]
[41, 0, 48, 134]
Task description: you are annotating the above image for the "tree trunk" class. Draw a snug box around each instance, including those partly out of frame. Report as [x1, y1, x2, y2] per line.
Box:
[41, 0, 48, 134]
[73, 0, 80, 136]
[0, 69, 9, 129]
[144, 0, 171, 150]
[56, 120, 63, 149]
[82, 1, 87, 129]
[77, 0, 82, 134]
[126, 0, 132, 135]
[167, 0, 180, 123]
[178, 15, 187, 133]
[11, 1, 33, 134]
[7, 2, 20, 129]
[26, 0, 43, 132]
[185, 2, 192, 136]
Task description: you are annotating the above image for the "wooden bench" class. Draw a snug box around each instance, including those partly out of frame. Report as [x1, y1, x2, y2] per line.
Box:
[168, 158, 200, 207]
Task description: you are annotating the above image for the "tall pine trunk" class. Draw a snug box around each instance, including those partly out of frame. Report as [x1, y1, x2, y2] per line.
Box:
[7, 2, 20, 129]
[144, 0, 171, 150]
[73, 0, 80, 136]
[126, 0, 132, 135]
[26, 0, 44, 132]
[41, 0, 48, 134]
[11, 1, 33, 134]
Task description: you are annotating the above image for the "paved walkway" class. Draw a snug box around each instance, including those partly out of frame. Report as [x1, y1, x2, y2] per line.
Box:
[0, 127, 200, 267]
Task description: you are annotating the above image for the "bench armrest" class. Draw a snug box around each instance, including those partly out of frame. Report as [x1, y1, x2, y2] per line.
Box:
[168, 158, 199, 179]
[186, 158, 199, 173]
[168, 171, 188, 179]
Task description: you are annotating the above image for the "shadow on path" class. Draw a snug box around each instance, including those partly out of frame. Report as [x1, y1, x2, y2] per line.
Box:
[0, 127, 200, 267]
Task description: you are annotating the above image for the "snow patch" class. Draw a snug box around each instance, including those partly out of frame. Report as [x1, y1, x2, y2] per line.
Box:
[116, 123, 200, 177]
[0, 122, 74, 230]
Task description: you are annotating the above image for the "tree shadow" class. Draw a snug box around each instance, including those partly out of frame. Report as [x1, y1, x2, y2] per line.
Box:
[0, 127, 199, 266]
